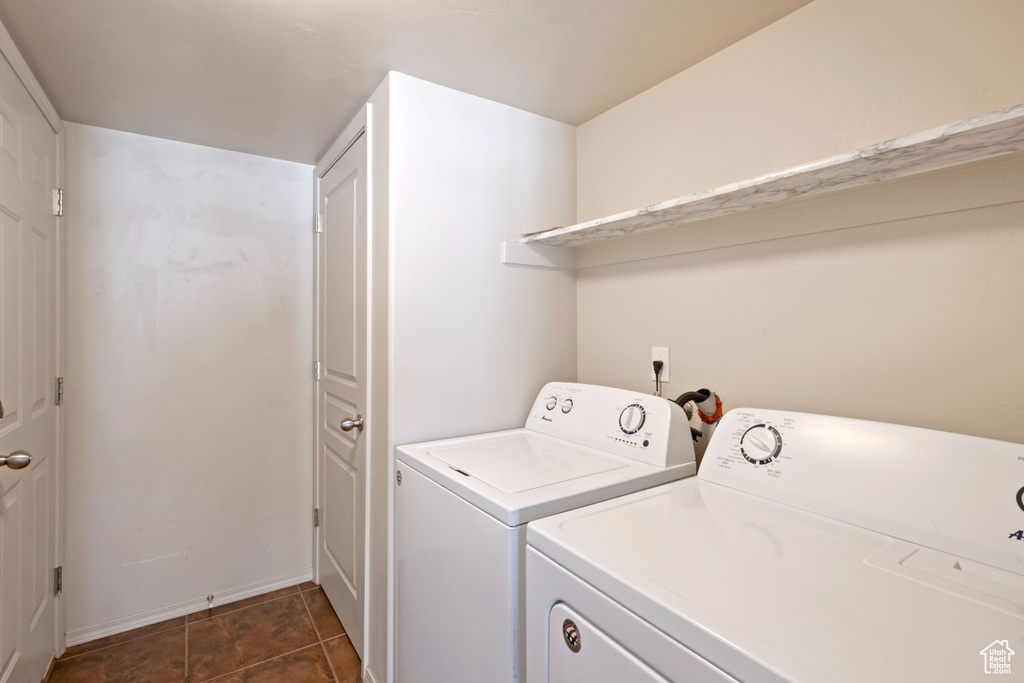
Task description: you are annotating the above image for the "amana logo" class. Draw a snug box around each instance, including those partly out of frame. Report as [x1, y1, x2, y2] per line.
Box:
[562, 618, 581, 653]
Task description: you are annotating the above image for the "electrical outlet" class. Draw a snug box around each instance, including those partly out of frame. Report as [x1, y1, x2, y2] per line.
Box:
[651, 347, 670, 382]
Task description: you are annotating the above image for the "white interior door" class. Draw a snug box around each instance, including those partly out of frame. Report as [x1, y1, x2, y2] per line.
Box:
[316, 133, 367, 658]
[0, 47, 59, 683]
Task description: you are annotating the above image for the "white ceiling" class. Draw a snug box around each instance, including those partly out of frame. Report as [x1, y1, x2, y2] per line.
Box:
[0, 0, 811, 164]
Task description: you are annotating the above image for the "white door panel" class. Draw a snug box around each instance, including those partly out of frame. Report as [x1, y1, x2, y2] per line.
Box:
[316, 134, 367, 659]
[324, 445, 357, 590]
[0, 45, 59, 683]
[0, 484, 20, 673]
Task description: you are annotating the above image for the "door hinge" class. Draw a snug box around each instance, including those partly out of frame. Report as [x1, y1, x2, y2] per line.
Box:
[314, 214, 322, 233]
[52, 189, 63, 217]
[53, 566, 62, 597]
[54, 377, 64, 406]
[313, 508, 320, 527]
[314, 361, 322, 381]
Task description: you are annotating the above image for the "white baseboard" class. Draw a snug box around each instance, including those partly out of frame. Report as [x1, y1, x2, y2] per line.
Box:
[364, 666, 382, 683]
[64, 567, 314, 646]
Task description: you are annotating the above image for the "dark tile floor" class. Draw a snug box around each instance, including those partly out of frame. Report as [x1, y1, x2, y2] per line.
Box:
[47, 582, 361, 682]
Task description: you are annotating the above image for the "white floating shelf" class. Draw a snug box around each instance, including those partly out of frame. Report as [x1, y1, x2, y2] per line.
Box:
[521, 104, 1024, 248]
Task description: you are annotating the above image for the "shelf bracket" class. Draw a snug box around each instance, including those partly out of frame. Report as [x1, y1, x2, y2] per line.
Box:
[501, 241, 575, 269]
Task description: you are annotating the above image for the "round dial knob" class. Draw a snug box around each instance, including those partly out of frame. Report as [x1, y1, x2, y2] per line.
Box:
[561, 398, 574, 414]
[619, 404, 646, 435]
[544, 395, 557, 411]
[740, 424, 782, 464]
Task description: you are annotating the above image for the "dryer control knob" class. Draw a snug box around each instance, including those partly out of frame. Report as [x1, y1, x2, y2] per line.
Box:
[740, 424, 783, 464]
[561, 398, 574, 414]
[544, 395, 558, 411]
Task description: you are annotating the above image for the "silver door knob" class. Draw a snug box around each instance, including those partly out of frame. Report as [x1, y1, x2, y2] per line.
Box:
[340, 415, 364, 432]
[0, 450, 32, 469]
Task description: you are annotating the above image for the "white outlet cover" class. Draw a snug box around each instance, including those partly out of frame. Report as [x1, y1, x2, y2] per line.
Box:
[652, 347, 670, 382]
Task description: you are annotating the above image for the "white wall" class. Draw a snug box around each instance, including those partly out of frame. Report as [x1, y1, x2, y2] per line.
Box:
[574, 0, 1024, 447]
[388, 73, 577, 444]
[64, 123, 314, 639]
[578, 155, 1024, 445]
[357, 73, 577, 683]
[578, 0, 1024, 222]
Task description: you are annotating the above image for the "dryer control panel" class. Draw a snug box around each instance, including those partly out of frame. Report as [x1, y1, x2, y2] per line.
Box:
[701, 408, 1024, 577]
[525, 382, 694, 468]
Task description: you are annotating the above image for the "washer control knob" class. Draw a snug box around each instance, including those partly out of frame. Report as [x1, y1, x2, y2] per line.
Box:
[619, 404, 646, 435]
[561, 398, 574, 414]
[740, 424, 783, 464]
[544, 395, 558, 411]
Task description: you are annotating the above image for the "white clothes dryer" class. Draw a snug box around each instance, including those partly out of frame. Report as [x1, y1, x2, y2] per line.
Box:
[395, 382, 696, 683]
[527, 409, 1024, 682]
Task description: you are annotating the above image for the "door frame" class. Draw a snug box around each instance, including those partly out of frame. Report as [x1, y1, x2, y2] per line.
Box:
[312, 106, 374, 646]
[53, 124, 65, 660]
[0, 17, 66, 660]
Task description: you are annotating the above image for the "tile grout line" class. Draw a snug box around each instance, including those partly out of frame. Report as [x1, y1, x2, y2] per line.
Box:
[300, 586, 341, 683]
[57, 584, 323, 682]
[192, 588, 321, 683]
[60, 584, 307, 664]
[299, 588, 323, 641]
[184, 616, 189, 681]
[301, 586, 347, 639]
[321, 640, 342, 683]
[59, 622, 185, 662]
[198, 643, 329, 683]
[303, 585, 348, 640]
[187, 585, 303, 625]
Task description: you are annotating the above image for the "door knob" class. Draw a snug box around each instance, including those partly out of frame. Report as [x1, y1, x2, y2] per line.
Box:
[340, 415, 364, 433]
[0, 450, 32, 469]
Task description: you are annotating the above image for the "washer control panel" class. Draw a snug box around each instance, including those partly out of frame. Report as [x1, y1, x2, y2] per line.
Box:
[618, 404, 646, 435]
[526, 382, 694, 468]
[700, 407, 1024, 576]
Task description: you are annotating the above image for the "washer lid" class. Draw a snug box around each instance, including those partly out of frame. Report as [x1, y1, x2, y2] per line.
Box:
[429, 433, 625, 493]
[396, 429, 694, 526]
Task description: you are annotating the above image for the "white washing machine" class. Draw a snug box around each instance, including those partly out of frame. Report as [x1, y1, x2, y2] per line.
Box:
[395, 382, 697, 683]
[527, 409, 1024, 682]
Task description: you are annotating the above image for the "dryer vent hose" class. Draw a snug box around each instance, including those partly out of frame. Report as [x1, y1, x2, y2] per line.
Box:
[673, 389, 724, 425]
[673, 389, 710, 410]
[695, 392, 724, 425]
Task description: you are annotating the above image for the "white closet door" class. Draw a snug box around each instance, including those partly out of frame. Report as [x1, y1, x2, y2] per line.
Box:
[315, 133, 367, 659]
[0, 42, 59, 683]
